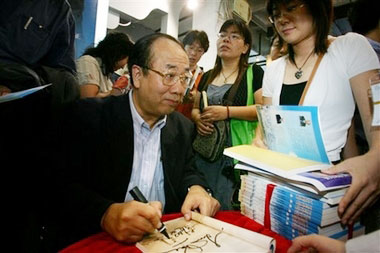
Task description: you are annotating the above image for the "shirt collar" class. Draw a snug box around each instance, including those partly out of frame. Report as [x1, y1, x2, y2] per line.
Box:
[129, 90, 167, 132]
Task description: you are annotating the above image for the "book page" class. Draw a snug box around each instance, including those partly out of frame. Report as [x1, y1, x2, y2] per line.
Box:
[224, 145, 330, 176]
[136, 212, 275, 253]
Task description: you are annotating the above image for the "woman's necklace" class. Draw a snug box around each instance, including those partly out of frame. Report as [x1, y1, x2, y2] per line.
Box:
[221, 68, 238, 83]
[294, 50, 314, 79]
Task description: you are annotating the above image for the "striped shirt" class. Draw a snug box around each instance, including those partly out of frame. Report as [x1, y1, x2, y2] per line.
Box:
[125, 91, 166, 207]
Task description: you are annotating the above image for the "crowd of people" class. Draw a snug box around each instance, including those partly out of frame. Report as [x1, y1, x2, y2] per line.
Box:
[0, 0, 379, 252]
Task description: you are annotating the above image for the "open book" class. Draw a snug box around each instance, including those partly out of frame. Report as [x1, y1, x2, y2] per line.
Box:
[223, 105, 351, 193]
[136, 212, 276, 253]
[224, 145, 331, 176]
[224, 145, 351, 193]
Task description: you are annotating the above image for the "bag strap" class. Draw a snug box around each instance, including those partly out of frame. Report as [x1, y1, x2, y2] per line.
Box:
[298, 53, 324, 105]
[298, 37, 335, 105]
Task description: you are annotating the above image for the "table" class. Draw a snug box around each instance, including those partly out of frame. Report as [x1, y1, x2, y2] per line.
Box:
[60, 211, 292, 253]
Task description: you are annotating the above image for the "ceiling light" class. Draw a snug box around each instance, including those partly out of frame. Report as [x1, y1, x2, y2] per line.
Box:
[187, 0, 198, 10]
[119, 21, 131, 27]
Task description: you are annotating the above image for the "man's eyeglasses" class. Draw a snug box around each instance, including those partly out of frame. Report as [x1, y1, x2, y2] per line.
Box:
[268, 3, 305, 24]
[142, 66, 192, 88]
[185, 45, 205, 55]
[217, 32, 243, 41]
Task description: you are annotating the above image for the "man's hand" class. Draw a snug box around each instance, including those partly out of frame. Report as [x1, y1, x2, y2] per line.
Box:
[101, 201, 163, 243]
[181, 185, 220, 221]
[322, 149, 380, 225]
[287, 234, 346, 253]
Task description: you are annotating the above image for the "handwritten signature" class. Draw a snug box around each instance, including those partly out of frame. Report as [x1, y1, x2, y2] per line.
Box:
[162, 231, 222, 253]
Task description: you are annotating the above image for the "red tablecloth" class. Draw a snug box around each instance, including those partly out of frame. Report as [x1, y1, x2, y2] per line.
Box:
[60, 211, 292, 253]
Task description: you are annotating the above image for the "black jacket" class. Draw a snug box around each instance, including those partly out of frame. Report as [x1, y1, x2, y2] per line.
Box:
[49, 93, 209, 250]
[0, 0, 75, 73]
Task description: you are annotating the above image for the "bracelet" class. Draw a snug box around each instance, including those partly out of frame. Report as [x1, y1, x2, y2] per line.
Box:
[113, 87, 123, 93]
[226, 105, 230, 119]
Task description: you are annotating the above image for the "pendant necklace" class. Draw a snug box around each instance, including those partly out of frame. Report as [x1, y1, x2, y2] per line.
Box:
[294, 50, 314, 79]
[221, 68, 238, 83]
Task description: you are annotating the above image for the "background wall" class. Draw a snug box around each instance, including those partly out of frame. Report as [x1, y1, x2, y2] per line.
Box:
[72, 0, 355, 69]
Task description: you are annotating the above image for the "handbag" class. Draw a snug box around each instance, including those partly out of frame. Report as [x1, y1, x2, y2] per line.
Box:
[192, 120, 228, 162]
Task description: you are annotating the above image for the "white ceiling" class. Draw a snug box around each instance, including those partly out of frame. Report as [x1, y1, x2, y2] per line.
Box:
[117, 0, 353, 37]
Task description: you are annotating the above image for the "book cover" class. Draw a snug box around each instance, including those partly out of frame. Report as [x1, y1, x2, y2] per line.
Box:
[235, 162, 350, 197]
[256, 105, 329, 163]
[0, 84, 51, 104]
[239, 175, 339, 227]
[241, 204, 363, 240]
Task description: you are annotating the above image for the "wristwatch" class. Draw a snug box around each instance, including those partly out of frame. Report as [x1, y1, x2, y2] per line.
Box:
[187, 186, 213, 197]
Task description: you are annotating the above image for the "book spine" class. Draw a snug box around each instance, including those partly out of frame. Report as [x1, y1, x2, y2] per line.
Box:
[240, 176, 339, 227]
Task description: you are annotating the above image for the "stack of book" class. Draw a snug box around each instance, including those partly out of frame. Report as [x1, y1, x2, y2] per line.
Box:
[223, 105, 365, 241]
[240, 171, 363, 240]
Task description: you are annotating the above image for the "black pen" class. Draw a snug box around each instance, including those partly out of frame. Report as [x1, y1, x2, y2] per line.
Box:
[129, 186, 170, 239]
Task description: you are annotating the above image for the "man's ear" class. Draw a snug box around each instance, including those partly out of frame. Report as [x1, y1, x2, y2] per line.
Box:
[131, 65, 143, 88]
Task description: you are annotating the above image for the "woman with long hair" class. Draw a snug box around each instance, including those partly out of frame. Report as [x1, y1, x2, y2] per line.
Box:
[76, 32, 134, 98]
[258, 0, 380, 226]
[192, 19, 264, 210]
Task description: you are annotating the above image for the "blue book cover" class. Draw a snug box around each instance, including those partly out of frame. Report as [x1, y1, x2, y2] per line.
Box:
[256, 105, 329, 163]
[240, 175, 339, 226]
[0, 84, 51, 104]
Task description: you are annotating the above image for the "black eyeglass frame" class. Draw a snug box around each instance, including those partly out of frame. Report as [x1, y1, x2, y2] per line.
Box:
[268, 3, 305, 24]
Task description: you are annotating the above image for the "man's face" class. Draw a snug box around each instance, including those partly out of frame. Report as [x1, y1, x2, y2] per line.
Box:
[184, 41, 205, 70]
[132, 38, 190, 125]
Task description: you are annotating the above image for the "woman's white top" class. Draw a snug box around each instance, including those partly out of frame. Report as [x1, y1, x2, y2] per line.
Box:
[263, 33, 380, 162]
[76, 55, 113, 94]
[346, 229, 380, 253]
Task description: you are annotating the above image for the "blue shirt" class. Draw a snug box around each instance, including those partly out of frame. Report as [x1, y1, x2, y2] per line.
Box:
[125, 91, 167, 208]
[367, 37, 380, 63]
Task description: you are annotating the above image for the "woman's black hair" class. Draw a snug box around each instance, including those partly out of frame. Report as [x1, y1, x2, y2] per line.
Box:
[349, 0, 380, 36]
[205, 18, 252, 87]
[266, 0, 333, 63]
[83, 32, 134, 76]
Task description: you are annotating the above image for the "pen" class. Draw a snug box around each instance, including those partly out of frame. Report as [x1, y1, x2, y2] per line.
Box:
[129, 186, 170, 239]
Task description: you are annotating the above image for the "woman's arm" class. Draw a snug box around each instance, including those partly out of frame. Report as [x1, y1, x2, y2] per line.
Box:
[323, 69, 380, 225]
[202, 88, 264, 122]
[79, 84, 99, 98]
[79, 84, 111, 98]
[191, 91, 214, 136]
